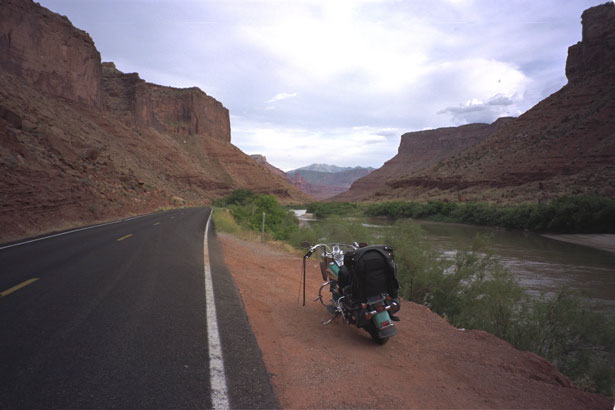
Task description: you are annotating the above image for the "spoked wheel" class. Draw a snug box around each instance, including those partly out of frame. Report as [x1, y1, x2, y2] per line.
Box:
[366, 323, 390, 345]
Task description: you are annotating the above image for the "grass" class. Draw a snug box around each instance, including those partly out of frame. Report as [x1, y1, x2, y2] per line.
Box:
[212, 208, 241, 234]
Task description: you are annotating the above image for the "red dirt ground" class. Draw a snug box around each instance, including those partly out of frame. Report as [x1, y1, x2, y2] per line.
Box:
[218, 233, 612, 409]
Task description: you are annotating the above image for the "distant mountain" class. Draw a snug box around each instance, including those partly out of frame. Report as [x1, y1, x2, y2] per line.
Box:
[287, 165, 374, 200]
[249, 160, 374, 200]
[292, 163, 373, 174]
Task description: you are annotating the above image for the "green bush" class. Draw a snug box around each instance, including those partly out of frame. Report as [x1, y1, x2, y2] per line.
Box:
[364, 196, 615, 233]
[513, 288, 615, 394]
[215, 190, 299, 240]
[382, 221, 613, 394]
[213, 188, 256, 207]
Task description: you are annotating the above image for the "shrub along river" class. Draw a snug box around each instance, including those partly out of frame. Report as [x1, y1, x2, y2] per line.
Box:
[296, 211, 615, 317]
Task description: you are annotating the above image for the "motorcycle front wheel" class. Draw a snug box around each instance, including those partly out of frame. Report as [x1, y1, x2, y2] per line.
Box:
[366, 323, 389, 345]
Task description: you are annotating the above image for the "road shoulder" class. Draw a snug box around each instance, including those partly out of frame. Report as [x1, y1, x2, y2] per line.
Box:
[207, 223, 280, 409]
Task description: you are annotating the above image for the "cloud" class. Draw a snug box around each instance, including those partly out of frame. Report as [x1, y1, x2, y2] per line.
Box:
[231, 116, 402, 171]
[439, 93, 521, 124]
[266, 92, 297, 104]
[486, 94, 515, 106]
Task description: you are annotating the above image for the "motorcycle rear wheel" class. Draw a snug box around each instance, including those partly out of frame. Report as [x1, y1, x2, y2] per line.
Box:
[366, 323, 389, 345]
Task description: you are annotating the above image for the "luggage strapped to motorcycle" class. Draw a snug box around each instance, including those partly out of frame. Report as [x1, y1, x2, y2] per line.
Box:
[344, 245, 400, 300]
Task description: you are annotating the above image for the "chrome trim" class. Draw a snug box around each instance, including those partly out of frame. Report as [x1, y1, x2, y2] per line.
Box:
[315, 280, 335, 307]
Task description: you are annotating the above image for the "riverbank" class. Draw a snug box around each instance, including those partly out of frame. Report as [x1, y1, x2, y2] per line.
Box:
[306, 196, 615, 234]
[217, 232, 611, 409]
[542, 234, 615, 254]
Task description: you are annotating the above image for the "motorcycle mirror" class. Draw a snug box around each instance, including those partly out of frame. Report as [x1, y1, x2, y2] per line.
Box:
[359, 242, 368, 248]
[301, 241, 311, 249]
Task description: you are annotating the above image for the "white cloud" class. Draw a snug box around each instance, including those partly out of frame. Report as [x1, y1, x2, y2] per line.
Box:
[231, 115, 402, 171]
[266, 92, 297, 103]
[438, 93, 523, 124]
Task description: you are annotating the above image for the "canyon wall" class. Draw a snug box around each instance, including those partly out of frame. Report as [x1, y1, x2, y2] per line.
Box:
[336, 119, 512, 201]
[565, 3, 615, 82]
[102, 62, 230, 141]
[0, 0, 102, 107]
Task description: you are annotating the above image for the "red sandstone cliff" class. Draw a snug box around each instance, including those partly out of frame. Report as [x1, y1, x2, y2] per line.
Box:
[0, 0, 307, 243]
[346, 3, 615, 203]
[102, 62, 230, 141]
[336, 119, 512, 201]
[0, 0, 102, 107]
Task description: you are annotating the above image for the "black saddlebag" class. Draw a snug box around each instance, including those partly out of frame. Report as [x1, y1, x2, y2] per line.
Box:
[343, 245, 400, 301]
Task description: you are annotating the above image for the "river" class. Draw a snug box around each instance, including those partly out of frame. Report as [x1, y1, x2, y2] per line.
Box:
[294, 210, 615, 316]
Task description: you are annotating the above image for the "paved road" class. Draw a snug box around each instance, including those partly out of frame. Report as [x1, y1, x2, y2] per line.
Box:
[0, 207, 278, 409]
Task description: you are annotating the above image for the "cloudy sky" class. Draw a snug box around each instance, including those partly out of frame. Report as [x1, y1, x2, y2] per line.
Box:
[39, 0, 602, 171]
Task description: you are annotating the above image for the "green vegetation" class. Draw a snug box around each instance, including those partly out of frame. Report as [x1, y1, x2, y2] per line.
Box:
[211, 208, 242, 234]
[213, 189, 299, 240]
[298, 196, 615, 234]
[385, 221, 614, 395]
[306, 201, 364, 218]
[364, 195, 615, 233]
[214, 190, 614, 395]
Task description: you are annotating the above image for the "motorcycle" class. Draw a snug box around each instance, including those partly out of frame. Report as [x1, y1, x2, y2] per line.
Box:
[301, 241, 401, 344]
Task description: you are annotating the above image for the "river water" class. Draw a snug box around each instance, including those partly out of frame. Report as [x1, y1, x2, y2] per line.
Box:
[295, 210, 615, 316]
[414, 220, 615, 313]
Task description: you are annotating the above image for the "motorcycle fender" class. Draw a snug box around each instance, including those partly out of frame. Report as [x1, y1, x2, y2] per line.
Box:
[373, 311, 393, 329]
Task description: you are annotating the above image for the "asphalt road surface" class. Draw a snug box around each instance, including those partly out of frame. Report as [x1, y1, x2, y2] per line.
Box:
[0, 207, 278, 409]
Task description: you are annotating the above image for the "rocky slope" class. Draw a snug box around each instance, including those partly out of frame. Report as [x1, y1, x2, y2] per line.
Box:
[250, 155, 316, 199]
[346, 2, 615, 203]
[287, 164, 374, 200]
[0, 0, 308, 243]
[336, 119, 512, 201]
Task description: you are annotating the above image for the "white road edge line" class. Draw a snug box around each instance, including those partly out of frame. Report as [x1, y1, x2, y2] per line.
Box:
[203, 209, 230, 410]
[0, 213, 155, 251]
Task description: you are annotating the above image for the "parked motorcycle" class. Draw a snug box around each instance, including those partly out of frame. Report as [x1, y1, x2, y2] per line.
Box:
[301, 241, 401, 344]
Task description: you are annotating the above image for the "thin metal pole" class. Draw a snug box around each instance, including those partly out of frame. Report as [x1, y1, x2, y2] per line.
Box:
[261, 212, 265, 242]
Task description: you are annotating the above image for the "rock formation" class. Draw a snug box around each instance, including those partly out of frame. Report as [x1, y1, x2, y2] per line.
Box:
[250, 155, 289, 179]
[565, 3, 615, 82]
[0, 0, 308, 243]
[288, 166, 375, 200]
[336, 119, 512, 201]
[102, 63, 230, 141]
[342, 2, 615, 203]
[0, 0, 103, 107]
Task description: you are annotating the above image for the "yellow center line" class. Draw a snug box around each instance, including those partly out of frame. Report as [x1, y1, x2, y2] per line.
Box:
[116, 233, 133, 241]
[153, 222, 161, 226]
[0, 278, 39, 298]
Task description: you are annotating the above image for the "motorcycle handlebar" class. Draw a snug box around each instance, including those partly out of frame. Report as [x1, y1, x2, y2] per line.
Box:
[303, 243, 357, 259]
